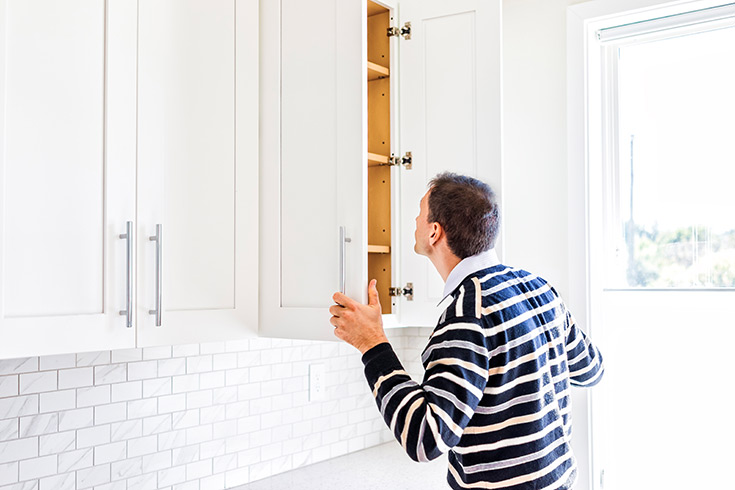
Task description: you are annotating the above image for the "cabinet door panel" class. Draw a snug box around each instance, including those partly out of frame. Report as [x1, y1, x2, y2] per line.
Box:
[280, 0, 338, 307]
[137, 0, 258, 346]
[0, 0, 137, 357]
[4, 0, 105, 317]
[260, 0, 366, 340]
[398, 0, 502, 327]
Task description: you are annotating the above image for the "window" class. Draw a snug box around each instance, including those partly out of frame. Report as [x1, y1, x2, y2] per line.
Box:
[605, 25, 735, 289]
[570, 2, 735, 489]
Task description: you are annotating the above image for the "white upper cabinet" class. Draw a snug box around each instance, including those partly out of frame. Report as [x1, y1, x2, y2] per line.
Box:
[260, 0, 501, 339]
[260, 0, 367, 341]
[0, 0, 137, 358]
[0, 0, 257, 358]
[0, 0, 496, 356]
[136, 0, 258, 346]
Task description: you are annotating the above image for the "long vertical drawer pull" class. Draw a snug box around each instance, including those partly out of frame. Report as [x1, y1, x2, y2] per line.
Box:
[148, 224, 162, 326]
[118, 221, 133, 328]
[339, 226, 352, 294]
[340, 226, 345, 294]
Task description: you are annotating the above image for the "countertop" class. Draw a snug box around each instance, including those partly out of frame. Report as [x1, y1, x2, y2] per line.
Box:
[233, 442, 449, 490]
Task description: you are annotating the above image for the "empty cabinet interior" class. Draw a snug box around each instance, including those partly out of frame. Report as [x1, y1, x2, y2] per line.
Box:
[367, 1, 392, 314]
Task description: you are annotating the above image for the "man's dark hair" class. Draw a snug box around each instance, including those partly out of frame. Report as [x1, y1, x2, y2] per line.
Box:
[427, 172, 500, 259]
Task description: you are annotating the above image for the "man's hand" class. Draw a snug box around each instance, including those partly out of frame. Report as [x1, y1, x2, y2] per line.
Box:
[330, 279, 389, 354]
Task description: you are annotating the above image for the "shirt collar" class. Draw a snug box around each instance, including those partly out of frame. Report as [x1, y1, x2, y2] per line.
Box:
[439, 249, 500, 305]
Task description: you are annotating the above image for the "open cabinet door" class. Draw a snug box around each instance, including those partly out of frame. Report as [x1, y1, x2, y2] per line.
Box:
[260, 0, 367, 341]
[397, 0, 502, 327]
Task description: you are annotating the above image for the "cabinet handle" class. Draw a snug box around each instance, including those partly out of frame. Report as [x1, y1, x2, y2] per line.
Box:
[118, 221, 133, 328]
[339, 226, 352, 294]
[148, 224, 162, 326]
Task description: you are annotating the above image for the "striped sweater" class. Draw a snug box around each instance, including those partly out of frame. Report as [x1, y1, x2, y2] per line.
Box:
[362, 264, 604, 489]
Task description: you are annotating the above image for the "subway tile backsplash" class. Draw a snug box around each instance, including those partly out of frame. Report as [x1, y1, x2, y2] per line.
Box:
[0, 327, 433, 489]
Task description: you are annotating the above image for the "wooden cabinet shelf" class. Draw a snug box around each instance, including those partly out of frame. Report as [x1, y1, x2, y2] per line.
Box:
[367, 1, 392, 313]
[368, 61, 389, 81]
[368, 152, 390, 167]
[368, 244, 390, 254]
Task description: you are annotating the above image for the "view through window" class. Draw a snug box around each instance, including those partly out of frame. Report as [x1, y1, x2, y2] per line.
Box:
[609, 25, 735, 288]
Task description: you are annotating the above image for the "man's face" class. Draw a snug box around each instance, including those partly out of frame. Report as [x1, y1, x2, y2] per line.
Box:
[414, 191, 433, 256]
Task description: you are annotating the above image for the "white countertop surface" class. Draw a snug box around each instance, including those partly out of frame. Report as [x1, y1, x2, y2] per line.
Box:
[233, 442, 449, 490]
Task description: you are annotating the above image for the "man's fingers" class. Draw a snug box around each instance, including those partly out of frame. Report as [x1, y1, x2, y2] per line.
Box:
[367, 279, 380, 307]
[328, 304, 345, 316]
[332, 292, 356, 309]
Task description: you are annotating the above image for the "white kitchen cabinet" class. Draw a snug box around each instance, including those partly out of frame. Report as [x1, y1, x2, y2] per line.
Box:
[0, 0, 137, 358]
[0, 0, 258, 357]
[260, 0, 501, 340]
[136, 0, 259, 346]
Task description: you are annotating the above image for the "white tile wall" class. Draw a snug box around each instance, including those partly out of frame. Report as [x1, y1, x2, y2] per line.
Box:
[0, 328, 433, 489]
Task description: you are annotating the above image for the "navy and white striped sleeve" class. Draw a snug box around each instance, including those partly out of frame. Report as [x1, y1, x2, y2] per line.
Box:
[563, 307, 604, 387]
[361, 318, 489, 463]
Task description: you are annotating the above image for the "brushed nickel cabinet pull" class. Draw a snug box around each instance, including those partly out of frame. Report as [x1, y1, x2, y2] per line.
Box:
[148, 224, 162, 326]
[339, 226, 351, 294]
[118, 221, 133, 328]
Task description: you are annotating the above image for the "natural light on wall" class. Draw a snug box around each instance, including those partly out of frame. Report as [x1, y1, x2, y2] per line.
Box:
[609, 25, 735, 289]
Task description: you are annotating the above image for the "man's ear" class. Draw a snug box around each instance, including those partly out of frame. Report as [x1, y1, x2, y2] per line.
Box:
[429, 222, 443, 246]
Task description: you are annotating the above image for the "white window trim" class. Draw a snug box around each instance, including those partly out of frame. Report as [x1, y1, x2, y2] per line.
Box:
[567, 1, 735, 489]
[597, 2, 735, 43]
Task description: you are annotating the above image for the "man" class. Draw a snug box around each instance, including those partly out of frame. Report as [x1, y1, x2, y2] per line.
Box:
[329, 172, 604, 489]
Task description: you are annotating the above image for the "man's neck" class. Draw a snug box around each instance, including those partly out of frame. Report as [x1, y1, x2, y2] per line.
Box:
[429, 249, 462, 282]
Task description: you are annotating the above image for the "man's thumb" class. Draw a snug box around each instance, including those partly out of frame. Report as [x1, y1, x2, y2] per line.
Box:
[368, 279, 380, 307]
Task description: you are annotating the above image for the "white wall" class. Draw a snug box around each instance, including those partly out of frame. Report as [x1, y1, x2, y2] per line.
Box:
[503, 0, 582, 296]
[502, 1, 592, 488]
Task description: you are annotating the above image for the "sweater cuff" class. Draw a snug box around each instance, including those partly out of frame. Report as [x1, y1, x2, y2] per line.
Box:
[361, 342, 404, 388]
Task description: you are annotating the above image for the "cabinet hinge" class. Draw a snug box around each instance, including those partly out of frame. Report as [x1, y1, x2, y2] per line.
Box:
[388, 151, 412, 169]
[389, 283, 414, 301]
[387, 22, 411, 40]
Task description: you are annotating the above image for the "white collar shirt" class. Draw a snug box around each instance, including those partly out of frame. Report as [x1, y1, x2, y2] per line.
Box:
[438, 249, 500, 306]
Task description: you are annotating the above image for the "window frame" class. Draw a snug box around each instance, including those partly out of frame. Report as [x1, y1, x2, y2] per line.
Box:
[601, 17, 735, 292]
[568, 1, 735, 489]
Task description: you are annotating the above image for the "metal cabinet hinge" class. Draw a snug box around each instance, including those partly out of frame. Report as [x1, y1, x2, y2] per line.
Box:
[387, 22, 411, 40]
[388, 151, 412, 169]
[389, 283, 414, 301]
